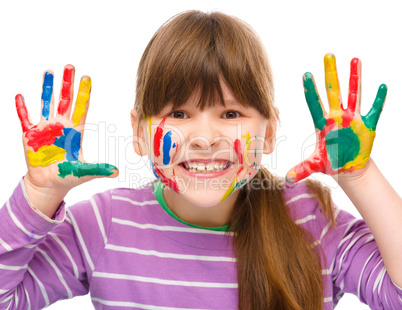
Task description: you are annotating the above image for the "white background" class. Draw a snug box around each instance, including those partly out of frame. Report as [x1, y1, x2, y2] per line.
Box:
[1, 0, 401, 309]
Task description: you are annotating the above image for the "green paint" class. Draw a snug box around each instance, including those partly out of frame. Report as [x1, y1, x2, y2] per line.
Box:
[58, 160, 116, 178]
[304, 72, 327, 130]
[326, 127, 360, 169]
[362, 84, 387, 131]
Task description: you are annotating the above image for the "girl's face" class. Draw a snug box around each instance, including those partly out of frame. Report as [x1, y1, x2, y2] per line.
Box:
[132, 81, 276, 208]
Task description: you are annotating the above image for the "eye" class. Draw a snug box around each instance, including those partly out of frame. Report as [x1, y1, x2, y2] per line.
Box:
[169, 111, 189, 119]
[222, 110, 241, 119]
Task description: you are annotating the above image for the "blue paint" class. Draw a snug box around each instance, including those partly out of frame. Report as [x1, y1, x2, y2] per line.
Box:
[41, 72, 54, 120]
[173, 143, 176, 148]
[149, 159, 160, 179]
[162, 131, 172, 165]
[54, 128, 81, 161]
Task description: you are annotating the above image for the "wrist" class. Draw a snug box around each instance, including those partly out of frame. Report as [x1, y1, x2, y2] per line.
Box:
[23, 176, 68, 219]
[333, 158, 375, 189]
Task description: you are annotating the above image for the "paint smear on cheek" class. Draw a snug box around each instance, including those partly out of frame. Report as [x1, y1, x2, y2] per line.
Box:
[234, 139, 243, 165]
[162, 131, 172, 165]
[153, 163, 179, 193]
[25, 123, 64, 151]
[154, 118, 166, 158]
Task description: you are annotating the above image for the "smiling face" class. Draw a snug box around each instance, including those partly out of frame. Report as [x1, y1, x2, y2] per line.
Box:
[132, 81, 276, 208]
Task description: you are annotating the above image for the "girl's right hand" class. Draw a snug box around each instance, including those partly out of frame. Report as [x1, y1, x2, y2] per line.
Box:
[16, 65, 118, 217]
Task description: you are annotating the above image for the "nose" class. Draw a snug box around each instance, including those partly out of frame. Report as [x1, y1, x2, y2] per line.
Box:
[187, 115, 222, 150]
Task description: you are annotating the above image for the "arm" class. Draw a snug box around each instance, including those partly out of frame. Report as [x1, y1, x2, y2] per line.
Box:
[286, 54, 402, 297]
[0, 65, 118, 308]
[337, 159, 402, 287]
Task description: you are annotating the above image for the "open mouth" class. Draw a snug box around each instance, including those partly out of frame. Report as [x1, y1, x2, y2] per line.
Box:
[179, 160, 232, 173]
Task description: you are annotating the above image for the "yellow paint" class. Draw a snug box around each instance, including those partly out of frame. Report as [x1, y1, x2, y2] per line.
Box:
[329, 110, 344, 129]
[72, 77, 91, 126]
[343, 119, 376, 170]
[324, 54, 342, 111]
[27, 145, 66, 167]
[148, 117, 152, 155]
[242, 132, 252, 165]
[220, 176, 237, 203]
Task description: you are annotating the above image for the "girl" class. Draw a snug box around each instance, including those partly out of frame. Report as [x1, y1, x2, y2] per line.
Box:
[0, 10, 401, 310]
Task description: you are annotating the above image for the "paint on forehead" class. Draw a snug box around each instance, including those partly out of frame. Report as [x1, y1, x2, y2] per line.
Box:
[72, 78, 91, 126]
[153, 163, 179, 193]
[154, 118, 166, 158]
[41, 72, 53, 120]
[162, 131, 172, 165]
[25, 123, 64, 152]
[27, 145, 66, 167]
[58, 160, 115, 178]
[54, 128, 81, 162]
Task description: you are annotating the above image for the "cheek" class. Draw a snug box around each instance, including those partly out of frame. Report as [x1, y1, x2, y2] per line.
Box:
[239, 132, 264, 172]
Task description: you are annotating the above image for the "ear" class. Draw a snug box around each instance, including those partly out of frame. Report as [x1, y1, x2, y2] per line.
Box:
[131, 108, 148, 156]
[263, 118, 277, 155]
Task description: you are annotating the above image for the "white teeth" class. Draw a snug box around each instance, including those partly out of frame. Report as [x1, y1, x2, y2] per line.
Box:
[182, 161, 229, 173]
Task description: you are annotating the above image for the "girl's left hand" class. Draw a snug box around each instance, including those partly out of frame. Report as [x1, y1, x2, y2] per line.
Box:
[286, 53, 387, 183]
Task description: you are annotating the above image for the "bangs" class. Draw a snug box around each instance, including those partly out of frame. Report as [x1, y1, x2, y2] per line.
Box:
[135, 11, 275, 121]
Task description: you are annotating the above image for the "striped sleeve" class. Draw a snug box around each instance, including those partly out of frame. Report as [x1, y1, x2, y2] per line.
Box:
[330, 209, 402, 308]
[0, 179, 112, 309]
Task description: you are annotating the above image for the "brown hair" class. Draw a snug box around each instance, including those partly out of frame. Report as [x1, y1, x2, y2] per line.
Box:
[134, 10, 335, 309]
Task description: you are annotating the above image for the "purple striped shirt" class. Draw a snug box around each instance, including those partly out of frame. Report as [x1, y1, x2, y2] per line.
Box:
[1, 178, 402, 309]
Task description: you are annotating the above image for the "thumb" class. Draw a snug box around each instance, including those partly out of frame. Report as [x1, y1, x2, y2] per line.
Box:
[286, 156, 323, 183]
[57, 160, 118, 179]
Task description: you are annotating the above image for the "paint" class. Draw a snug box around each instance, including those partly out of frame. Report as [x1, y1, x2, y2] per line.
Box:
[15, 94, 32, 132]
[362, 84, 387, 130]
[154, 118, 166, 157]
[25, 123, 64, 152]
[304, 72, 327, 131]
[54, 128, 81, 161]
[162, 131, 172, 165]
[72, 77, 91, 126]
[57, 66, 74, 116]
[41, 72, 54, 120]
[286, 54, 387, 183]
[234, 139, 243, 165]
[153, 163, 179, 193]
[27, 145, 66, 167]
[326, 127, 360, 169]
[58, 160, 116, 178]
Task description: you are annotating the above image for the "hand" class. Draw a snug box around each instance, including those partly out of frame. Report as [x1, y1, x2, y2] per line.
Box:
[286, 54, 387, 183]
[16, 65, 118, 213]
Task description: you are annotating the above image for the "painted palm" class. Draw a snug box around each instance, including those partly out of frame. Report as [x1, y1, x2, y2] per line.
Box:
[16, 65, 117, 189]
[286, 54, 387, 183]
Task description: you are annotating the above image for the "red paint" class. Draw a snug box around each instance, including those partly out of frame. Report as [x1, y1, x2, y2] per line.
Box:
[234, 139, 243, 165]
[153, 163, 179, 193]
[57, 66, 74, 116]
[15, 94, 32, 132]
[343, 58, 360, 128]
[154, 118, 166, 158]
[25, 122, 64, 151]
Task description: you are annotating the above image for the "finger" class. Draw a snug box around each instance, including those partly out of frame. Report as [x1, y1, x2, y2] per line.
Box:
[72, 76, 91, 128]
[57, 160, 119, 179]
[303, 72, 327, 131]
[286, 156, 323, 183]
[362, 84, 387, 131]
[15, 94, 33, 132]
[56, 65, 75, 118]
[324, 53, 343, 111]
[40, 71, 54, 121]
[347, 58, 362, 113]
